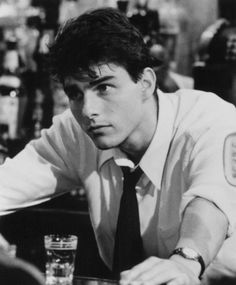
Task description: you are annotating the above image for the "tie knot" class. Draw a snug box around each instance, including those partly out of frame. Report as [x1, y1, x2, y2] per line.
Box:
[121, 166, 143, 189]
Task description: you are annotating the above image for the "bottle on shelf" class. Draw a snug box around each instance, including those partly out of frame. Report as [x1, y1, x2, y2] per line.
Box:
[0, 36, 27, 141]
[0, 124, 9, 164]
[31, 88, 44, 139]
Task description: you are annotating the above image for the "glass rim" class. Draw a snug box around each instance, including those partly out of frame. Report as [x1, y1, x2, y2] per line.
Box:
[44, 234, 78, 240]
[44, 234, 78, 247]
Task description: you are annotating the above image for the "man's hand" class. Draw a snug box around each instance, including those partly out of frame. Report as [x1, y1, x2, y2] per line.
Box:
[119, 256, 201, 285]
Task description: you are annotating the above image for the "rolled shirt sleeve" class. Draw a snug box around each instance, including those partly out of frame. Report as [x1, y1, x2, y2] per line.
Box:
[0, 110, 83, 214]
[180, 123, 236, 237]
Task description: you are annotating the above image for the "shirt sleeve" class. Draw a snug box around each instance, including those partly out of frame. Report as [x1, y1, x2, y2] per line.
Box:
[0, 110, 82, 215]
[181, 109, 236, 237]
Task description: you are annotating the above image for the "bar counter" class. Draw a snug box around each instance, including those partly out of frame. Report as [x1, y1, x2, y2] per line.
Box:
[72, 275, 236, 285]
[73, 276, 118, 285]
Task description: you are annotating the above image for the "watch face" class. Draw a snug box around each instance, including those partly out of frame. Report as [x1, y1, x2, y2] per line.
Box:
[173, 247, 205, 278]
[182, 248, 199, 258]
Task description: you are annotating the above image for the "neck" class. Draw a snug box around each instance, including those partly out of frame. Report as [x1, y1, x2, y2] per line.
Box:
[120, 95, 158, 164]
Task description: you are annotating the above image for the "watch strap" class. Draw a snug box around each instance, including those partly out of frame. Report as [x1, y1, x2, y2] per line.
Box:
[171, 247, 205, 279]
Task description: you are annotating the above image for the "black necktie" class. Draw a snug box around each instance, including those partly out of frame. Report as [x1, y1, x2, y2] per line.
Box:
[112, 166, 144, 278]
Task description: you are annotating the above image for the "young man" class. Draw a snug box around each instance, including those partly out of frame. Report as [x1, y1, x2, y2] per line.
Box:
[0, 7, 236, 285]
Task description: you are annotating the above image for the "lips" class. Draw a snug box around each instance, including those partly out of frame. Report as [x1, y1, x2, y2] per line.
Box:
[88, 125, 110, 134]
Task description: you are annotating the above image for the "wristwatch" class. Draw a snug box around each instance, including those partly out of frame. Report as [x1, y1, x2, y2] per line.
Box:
[171, 247, 205, 279]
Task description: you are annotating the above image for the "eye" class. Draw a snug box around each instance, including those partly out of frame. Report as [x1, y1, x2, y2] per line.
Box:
[66, 89, 83, 101]
[69, 93, 83, 101]
[97, 84, 112, 94]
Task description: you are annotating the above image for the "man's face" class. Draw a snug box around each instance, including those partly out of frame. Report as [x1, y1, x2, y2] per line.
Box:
[64, 63, 147, 150]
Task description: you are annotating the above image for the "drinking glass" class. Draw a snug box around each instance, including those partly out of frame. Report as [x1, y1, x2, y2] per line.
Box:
[44, 234, 78, 285]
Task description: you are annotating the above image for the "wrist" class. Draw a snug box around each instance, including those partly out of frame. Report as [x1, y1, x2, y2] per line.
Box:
[170, 253, 201, 278]
[170, 247, 205, 279]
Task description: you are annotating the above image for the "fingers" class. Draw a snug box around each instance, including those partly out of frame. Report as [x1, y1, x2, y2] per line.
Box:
[120, 256, 161, 282]
[119, 257, 200, 285]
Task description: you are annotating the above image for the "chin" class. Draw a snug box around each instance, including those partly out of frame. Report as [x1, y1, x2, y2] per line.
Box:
[93, 137, 121, 150]
[94, 141, 115, 150]
[96, 145, 111, 150]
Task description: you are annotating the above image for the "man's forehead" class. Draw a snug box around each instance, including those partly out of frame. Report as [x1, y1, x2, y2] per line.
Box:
[74, 63, 119, 81]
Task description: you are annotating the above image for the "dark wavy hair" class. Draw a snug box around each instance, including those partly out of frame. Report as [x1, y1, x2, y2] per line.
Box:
[48, 7, 155, 83]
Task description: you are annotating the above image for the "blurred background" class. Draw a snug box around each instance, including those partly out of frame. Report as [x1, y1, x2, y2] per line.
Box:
[0, 0, 234, 159]
[0, 0, 235, 279]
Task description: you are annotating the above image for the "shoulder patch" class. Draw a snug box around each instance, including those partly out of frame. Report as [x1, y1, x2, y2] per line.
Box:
[224, 133, 236, 186]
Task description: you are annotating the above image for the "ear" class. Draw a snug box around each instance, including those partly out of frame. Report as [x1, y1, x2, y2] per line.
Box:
[140, 67, 156, 99]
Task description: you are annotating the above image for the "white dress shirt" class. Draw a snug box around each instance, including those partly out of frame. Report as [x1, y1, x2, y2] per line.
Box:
[0, 89, 236, 280]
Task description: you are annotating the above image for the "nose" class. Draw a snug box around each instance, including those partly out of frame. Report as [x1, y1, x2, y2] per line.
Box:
[81, 89, 99, 119]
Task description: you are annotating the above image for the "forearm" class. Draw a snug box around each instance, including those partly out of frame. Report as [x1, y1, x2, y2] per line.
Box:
[172, 197, 228, 275]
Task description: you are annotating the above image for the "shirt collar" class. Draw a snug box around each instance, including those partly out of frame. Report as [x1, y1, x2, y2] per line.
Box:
[98, 147, 134, 169]
[98, 90, 175, 188]
[139, 91, 175, 188]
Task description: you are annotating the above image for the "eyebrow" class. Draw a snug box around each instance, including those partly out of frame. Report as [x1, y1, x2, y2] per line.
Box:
[89, 76, 114, 87]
